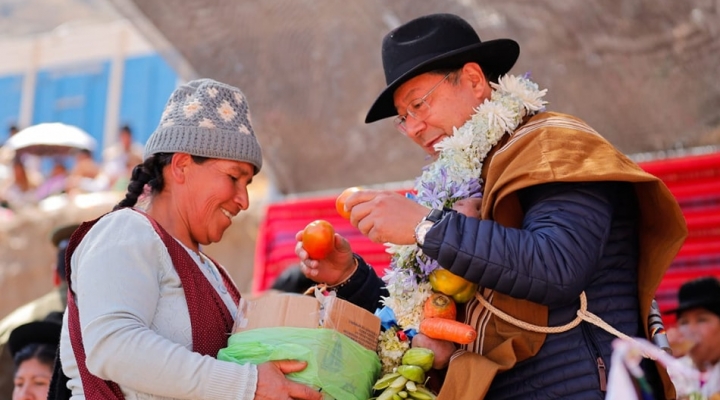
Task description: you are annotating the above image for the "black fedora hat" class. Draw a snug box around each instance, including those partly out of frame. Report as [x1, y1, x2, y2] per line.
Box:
[365, 13, 520, 123]
[664, 276, 720, 317]
[7, 311, 63, 358]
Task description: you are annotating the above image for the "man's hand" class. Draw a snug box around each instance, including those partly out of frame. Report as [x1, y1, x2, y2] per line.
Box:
[452, 197, 482, 218]
[295, 231, 356, 286]
[343, 189, 430, 245]
[411, 333, 457, 370]
[255, 360, 322, 399]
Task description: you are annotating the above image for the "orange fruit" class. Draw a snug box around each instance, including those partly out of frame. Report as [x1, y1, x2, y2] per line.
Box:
[423, 292, 457, 320]
[301, 220, 335, 260]
[429, 268, 478, 304]
[335, 187, 362, 219]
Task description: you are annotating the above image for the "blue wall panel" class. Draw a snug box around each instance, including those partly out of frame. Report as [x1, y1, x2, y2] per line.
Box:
[119, 54, 178, 146]
[32, 62, 110, 159]
[0, 75, 23, 144]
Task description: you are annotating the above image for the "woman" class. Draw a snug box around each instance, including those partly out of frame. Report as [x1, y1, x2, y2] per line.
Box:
[9, 312, 63, 400]
[0, 157, 36, 209]
[58, 79, 321, 400]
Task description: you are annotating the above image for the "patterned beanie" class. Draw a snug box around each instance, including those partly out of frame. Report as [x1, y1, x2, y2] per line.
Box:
[143, 78, 262, 174]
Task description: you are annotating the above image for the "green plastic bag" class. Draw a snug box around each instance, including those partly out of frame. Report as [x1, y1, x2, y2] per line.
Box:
[218, 327, 381, 400]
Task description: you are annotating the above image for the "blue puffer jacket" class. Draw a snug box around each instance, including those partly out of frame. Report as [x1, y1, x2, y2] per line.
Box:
[421, 180, 643, 400]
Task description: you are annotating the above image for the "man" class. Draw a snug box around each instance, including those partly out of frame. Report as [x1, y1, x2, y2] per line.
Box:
[297, 13, 687, 399]
[0, 223, 76, 399]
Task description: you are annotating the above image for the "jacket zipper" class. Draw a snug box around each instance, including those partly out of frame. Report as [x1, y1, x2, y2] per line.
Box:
[581, 322, 607, 391]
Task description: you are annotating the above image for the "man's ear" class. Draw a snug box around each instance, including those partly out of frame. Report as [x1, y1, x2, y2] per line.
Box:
[462, 62, 490, 99]
[169, 153, 193, 184]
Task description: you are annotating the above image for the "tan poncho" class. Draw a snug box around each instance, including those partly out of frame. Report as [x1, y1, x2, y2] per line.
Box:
[438, 112, 687, 400]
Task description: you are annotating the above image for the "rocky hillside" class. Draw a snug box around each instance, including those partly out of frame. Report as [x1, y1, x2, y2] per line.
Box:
[112, 0, 720, 194]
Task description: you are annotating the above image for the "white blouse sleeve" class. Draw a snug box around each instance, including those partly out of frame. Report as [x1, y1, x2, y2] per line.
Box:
[71, 209, 257, 399]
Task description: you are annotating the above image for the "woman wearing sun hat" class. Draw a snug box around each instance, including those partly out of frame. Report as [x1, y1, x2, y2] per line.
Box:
[9, 311, 63, 400]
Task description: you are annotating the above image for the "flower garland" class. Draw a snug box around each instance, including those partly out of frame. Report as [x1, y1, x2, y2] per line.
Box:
[376, 74, 548, 373]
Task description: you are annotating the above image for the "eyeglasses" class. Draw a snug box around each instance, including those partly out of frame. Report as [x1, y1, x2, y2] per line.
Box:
[393, 73, 451, 134]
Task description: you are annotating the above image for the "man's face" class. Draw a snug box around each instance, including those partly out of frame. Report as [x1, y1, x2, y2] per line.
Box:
[677, 308, 720, 371]
[392, 64, 490, 156]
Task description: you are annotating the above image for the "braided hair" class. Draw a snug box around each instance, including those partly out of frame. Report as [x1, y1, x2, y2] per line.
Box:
[114, 153, 208, 211]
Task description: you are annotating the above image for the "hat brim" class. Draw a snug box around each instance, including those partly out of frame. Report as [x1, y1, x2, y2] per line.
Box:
[7, 321, 62, 358]
[50, 223, 80, 248]
[662, 299, 720, 316]
[365, 38, 520, 123]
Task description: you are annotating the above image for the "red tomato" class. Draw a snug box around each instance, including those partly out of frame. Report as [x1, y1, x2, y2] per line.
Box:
[335, 187, 362, 219]
[301, 220, 335, 259]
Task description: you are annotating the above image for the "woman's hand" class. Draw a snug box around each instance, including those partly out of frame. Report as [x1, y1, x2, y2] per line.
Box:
[295, 231, 355, 286]
[255, 360, 322, 399]
[411, 333, 457, 370]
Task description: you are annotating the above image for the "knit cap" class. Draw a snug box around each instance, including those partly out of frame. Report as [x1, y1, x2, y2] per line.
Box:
[143, 79, 262, 174]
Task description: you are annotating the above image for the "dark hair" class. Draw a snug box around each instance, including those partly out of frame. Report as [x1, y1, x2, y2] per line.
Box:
[120, 125, 132, 136]
[114, 153, 209, 210]
[13, 343, 56, 373]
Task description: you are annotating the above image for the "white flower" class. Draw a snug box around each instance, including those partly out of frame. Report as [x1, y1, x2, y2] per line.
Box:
[377, 327, 410, 374]
[434, 126, 474, 153]
[183, 99, 202, 117]
[475, 100, 517, 134]
[217, 100, 236, 122]
[491, 75, 548, 113]
[206, 87, 219, 98]
[198, 118, 215, 129]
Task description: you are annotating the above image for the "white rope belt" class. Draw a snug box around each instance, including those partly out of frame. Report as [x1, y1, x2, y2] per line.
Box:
[475, 291, 655, 359]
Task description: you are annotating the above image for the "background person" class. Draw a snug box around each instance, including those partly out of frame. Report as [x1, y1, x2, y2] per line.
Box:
[297, 13, 686, 400]
[8, 311, 63, 400]
[56, 79, 321, 400]
[666, 276, 720, 398]
[0, 158, 37, 210]
[0, 222, 76, 399]
[102, 125, 143, 190]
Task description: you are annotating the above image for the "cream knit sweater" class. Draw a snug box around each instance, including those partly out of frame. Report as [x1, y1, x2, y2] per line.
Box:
[59, 208, 257, 399]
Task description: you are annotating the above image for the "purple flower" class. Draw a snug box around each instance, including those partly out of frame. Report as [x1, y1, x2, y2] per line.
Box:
[416, 254, 440, 276]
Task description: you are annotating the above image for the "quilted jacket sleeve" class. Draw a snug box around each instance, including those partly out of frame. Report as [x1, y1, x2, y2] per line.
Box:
[421, 181, 616, 307]
[336, 256, 388, 312]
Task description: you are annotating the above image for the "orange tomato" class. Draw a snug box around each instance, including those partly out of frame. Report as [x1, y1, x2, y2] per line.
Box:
[301, 220, 335, 259]
[335, 187, 362, 219]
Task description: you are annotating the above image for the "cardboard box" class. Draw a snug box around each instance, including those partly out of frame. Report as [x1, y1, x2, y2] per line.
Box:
[233, 293, 381, 351]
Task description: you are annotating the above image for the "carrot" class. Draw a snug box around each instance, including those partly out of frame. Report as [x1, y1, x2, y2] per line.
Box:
[423, 293, 457, 320]
[419, 317, 477, 345]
